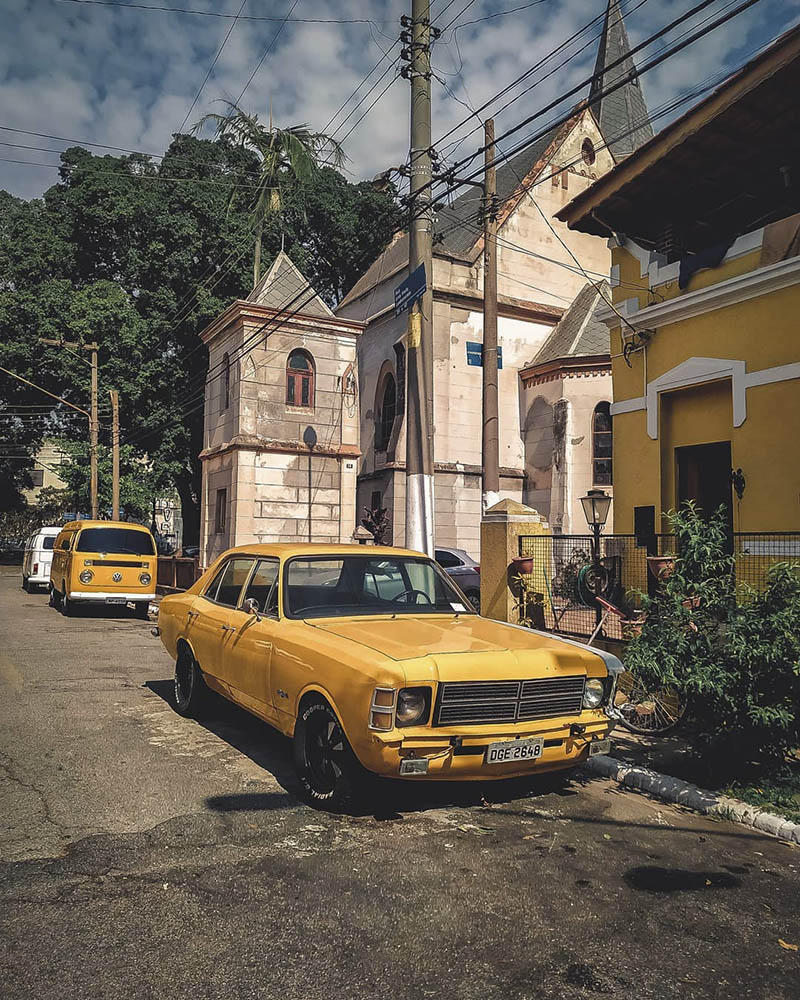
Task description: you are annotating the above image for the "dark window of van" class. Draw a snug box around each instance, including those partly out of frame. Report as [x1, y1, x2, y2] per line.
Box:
[75, 528, 155, 556]
[42, 536, 55, 550]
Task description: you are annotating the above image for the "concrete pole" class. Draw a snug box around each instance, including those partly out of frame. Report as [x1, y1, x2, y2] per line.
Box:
[405, 0, 435, 555]
[482, 118, 500, 512]
[90, 343, 99, 520]
[109, 389, 120, 520]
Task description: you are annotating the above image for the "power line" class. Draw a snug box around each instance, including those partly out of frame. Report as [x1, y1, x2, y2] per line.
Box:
[178, 0, 249, 134]
[232, 0, 302, 109]
[55, 0, 390, 23]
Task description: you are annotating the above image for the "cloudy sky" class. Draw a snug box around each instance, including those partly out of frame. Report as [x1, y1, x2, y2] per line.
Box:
[1, 0, 798, 200]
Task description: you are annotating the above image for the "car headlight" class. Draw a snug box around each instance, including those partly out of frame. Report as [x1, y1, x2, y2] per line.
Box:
[79, 569, 94, 584]
[583, 677, 605, 709]
[396, 687, 430, 727]
[139, 572, 152, 586]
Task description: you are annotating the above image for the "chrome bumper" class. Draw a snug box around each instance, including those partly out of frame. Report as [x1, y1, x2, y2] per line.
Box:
[68, 591, 157, 602]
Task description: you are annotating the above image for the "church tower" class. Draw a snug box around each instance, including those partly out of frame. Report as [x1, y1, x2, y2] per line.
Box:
[590, 0, 654, 159]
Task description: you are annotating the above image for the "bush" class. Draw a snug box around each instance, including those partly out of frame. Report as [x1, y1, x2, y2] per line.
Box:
[624, 504, 800, 767]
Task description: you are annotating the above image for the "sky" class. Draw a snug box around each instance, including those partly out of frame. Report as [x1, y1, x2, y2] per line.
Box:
[1, 0, 798, 201]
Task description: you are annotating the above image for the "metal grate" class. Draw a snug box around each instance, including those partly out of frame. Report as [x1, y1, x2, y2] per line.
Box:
[434, 676, 585, 726]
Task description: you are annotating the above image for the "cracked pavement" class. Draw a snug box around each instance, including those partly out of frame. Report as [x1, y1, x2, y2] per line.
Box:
[0, 569, 798, 999]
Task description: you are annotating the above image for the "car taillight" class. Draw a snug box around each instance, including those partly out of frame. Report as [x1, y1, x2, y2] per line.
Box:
[33, 562, 38, 574]
[474, 565, 480, 575]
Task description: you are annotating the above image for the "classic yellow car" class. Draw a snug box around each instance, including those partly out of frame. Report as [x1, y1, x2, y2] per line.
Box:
[155, 543, 621, 809]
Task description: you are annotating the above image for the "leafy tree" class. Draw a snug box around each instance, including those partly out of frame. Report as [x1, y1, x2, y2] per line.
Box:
[0, 135, 400, 539]
[624, 504, 800, 768]
[195, 102, 345, 286]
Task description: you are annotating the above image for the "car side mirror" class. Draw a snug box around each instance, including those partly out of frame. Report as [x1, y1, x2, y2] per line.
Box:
[244, 597, 262, 621]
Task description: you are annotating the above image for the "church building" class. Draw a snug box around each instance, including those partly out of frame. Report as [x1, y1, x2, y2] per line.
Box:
[335, 0, 652, 554]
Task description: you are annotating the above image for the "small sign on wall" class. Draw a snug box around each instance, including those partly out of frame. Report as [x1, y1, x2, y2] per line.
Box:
[466, 342, 503, 369]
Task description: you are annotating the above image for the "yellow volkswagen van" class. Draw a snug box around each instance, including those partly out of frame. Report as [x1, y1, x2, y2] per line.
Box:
[49, 520, 157, 618]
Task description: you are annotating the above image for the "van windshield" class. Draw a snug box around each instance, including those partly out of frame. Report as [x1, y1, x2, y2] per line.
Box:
[75, 527, 155, 556]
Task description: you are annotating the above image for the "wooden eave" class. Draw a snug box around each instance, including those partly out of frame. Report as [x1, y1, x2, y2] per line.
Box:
[555, 25, 800, 245]
[519, 353, 611, 385]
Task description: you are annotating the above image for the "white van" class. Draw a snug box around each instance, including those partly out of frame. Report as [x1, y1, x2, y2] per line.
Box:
[22, 526, 61, 592]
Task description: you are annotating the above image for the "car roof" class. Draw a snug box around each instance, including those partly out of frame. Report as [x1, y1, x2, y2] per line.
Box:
[60, 520, 153, 532]
[35, 526, 62, 535]
[218, 543, 430, 560]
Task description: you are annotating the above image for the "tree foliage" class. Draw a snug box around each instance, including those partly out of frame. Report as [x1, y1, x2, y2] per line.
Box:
[624, 504, 800, 767]
[0, 136, 401, 538]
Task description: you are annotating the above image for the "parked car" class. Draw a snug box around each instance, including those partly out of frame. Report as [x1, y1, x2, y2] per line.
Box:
[155, 543, 620, 810]
[22, 526, 61, 592]
[435, 546, 481, 610]
[49, 520, 157, 618]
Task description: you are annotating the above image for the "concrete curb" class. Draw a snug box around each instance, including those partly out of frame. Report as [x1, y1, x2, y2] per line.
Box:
[584, 754, 800, 845]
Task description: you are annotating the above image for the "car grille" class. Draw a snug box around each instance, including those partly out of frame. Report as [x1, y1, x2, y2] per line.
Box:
[433, 676, 586, 726]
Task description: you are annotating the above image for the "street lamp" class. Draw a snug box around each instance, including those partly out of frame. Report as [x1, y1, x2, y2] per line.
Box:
[580, 489, 612, 630]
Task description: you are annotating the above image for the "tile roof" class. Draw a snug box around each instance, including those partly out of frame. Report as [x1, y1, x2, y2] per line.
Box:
[590, 0, 654, 159]
[248, 250, 333, 318]
[529, 281, 610, 366]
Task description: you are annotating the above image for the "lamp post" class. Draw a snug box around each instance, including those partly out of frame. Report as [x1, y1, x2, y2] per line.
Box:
[580, 489, 612, 629]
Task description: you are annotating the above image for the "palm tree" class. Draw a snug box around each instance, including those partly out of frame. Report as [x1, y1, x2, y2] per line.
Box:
[194, 101, 345, 287]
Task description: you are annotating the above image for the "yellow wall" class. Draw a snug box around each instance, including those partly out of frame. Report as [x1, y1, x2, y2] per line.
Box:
[610, 245, 800, 533]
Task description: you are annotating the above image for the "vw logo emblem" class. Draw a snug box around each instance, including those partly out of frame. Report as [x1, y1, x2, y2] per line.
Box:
[112, 572, 122, 582]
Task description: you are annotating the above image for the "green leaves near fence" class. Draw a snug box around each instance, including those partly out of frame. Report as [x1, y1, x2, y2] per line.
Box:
[624, 504, 800, 767]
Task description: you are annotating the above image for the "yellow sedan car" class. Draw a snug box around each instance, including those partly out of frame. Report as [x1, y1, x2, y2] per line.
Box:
[155, 544, 621, 810]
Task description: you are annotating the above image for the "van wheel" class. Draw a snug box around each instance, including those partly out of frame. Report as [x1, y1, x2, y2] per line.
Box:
[49, 584, 61, 609]
[61, 586, 75, 617]
[134, 602, 150, 620]
[22, 576, 29, 593]
[173, 646, 206, 717]
[293, 699, 366, 813]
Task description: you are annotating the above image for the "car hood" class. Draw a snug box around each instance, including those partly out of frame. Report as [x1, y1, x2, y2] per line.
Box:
[307, 614, 603, 672]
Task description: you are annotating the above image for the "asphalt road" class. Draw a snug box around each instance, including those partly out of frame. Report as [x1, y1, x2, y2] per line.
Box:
[0, 568, 798, 999]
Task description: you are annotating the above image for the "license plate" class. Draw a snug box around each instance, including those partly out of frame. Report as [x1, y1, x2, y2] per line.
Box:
[106, 597, 127, 605]
[485, 737, 543, 765]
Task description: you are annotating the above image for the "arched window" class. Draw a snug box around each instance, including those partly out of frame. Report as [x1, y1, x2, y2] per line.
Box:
[375, 372, 397, 451]
[223, 353, 231, 410]
[592, 401, 612, 485]
[286, 349, 314, 408]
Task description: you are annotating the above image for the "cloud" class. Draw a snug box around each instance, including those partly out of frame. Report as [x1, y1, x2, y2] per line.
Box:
[0, 0, 797, 201]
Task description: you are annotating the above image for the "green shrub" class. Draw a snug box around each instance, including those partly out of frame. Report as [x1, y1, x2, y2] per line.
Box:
[624, 504, 800, 767]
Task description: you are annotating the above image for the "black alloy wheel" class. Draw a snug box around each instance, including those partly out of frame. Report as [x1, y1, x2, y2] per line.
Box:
[173, 646, 206, 717]
[293, 699, 364, 812]
[465, 590, 481, 612]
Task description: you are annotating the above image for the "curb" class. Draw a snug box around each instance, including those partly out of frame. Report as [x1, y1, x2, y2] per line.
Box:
[584, 754, 800, 845]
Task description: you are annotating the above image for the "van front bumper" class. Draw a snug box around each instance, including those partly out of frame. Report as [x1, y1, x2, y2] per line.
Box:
[358, 714, 614, 781]
[67, 591, 157, 603]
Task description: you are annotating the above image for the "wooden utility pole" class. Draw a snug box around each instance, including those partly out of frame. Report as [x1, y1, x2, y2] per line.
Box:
[482, 119, 500, 511]
[39, 339, 99, 518]
[89, 343, 98, 519]
[404, 0, 435, 555]
[109, 389, 120, 520]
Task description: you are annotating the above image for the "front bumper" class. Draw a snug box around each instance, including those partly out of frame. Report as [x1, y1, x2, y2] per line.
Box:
[357, 713, 614, 780]
[67, 591, 156, 603]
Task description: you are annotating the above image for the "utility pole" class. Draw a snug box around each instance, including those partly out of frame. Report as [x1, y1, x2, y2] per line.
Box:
[39, 339, 99, 518]
[482, 119, 500, 511]
[109, 389, 120, 520]
[403, 0, 435, 555]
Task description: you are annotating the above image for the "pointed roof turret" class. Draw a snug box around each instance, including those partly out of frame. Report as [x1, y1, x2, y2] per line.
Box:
[248, 250, 333, 319]
[590, 0, 654, 160]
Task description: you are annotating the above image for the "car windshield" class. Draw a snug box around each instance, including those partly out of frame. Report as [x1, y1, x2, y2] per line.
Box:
[75, 527, 155, 555]
[284, 555, 475, 619]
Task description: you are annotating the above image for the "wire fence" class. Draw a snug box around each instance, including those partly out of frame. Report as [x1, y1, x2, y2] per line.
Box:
[516, 532, 800, 642]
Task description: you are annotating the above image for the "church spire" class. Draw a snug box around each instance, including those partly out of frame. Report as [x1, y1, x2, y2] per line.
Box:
[590, 0, 654, 159]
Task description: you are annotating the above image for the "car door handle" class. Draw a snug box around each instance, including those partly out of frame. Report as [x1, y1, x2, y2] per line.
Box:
[187, 610, 199, 620]
[221, 624, 237, 632]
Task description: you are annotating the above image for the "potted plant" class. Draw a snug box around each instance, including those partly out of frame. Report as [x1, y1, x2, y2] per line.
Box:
[511, 555, 534, 574]
[646, 553, 676, 580]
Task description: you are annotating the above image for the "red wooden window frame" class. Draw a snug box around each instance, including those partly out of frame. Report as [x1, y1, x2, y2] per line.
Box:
[286, 350, 314, 408]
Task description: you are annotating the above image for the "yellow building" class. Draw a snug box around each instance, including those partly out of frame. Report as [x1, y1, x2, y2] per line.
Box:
[557, 26, 800, 541]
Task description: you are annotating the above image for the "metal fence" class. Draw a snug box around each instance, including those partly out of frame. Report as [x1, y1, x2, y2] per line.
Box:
[157, 555, 201, 594]
[516, 532, 800, 642]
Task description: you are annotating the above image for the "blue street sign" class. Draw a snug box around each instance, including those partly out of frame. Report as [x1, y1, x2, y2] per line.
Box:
[466, 342, 503, 369]
[394, 263, 427, 316]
